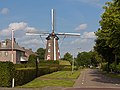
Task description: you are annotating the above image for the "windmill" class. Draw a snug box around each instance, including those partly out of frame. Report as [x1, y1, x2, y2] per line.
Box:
[26, 9, 80, 60]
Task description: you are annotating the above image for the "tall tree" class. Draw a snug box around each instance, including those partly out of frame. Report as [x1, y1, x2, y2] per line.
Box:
[63, 52, 73, 63]
[28, 54, 37, 64]
[95, 0, 120, 71]
[36, 48, 46, 60]
[76, 52, 91, 67]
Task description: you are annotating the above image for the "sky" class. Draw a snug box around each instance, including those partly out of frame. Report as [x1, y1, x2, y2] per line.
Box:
[0, 0, 112, 57]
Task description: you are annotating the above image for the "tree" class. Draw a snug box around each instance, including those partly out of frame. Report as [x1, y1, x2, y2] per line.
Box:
[95, 0, 120, 71]
[36, 48, 46, 60]
[63, 52, 73, 63]
[28, 54, 37, 64]
[76, 52, 91, 67]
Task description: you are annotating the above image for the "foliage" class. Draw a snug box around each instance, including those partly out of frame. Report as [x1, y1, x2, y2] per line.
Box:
[15, 66, 58, 86]
[101, 62, 108, 71]
[38, 60, 59, 66]
[36, 48, 46, 60]
[59, 60, 71, 65]
[0, 62, 15, 87]
[28, 54, 37, 64]
[94, 0, 120, 72]
[63, 52, 73, 64]
[76, 51, 100, 67]
[15, 68, 36, 86]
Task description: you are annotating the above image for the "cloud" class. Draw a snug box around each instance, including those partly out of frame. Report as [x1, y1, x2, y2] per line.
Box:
[75, 24, 88, 31]
[82, 32, 96, 39]
[0, 22, 38, 37]
[9, 22, 28, 30]
[0, 8, 9, 15]
[0, 22, 27, 36]
[70, 31, 96, 45]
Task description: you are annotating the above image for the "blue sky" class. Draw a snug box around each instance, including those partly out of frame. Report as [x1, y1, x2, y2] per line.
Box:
[0, 0, 111, 57]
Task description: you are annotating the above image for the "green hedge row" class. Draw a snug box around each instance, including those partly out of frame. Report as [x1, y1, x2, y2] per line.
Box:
[0, 62, 15, 87]
[0, 61, 73, 87]
[15, 66, 59, 86]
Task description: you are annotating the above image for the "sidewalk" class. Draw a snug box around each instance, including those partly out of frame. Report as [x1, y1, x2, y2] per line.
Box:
[73, 70, 83, 88]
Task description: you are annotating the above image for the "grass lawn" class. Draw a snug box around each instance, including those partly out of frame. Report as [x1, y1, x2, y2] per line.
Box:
[20, 70, 80, 88]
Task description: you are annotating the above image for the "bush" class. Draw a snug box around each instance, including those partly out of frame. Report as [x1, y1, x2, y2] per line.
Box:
[15, 63, 35, 68]
[110, 63, 116, 72]
[15, 66, 59, 86]
[39, 60, 59, 66]
[101, 62, 108, 71]
[0, 62, 15, 87]
[116, 63, 120, 73]
[15, 68, 36, 86]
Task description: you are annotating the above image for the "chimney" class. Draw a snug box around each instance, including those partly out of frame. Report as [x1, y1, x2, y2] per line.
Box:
[22, 47, 25, 50]
[29, 48, 32, 51]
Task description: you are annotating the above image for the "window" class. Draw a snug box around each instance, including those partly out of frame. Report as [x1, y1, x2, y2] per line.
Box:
[48, 48, 51, 52]
[4, 52, 8, 56]
[1, 41, 6, 47]
[48, 43, 51, 47]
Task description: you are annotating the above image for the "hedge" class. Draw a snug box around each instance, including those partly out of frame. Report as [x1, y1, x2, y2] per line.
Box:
[0, 62, 15, 87]
[15, 66, 59, 86]
[0, 61, 73, 87]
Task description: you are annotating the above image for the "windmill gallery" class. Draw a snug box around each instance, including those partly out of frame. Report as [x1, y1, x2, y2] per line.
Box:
[26, 9, 80, 60]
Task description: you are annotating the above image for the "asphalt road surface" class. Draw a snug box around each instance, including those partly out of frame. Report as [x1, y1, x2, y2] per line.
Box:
[65, 69, 120, 90]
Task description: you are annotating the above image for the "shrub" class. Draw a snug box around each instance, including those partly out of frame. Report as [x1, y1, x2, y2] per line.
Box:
[116, 63, 120, 73]
[15, 68, 36, 86]
[101, 62, 108, 71]
[110, 63, 116, 72]
[0, 62, 15, 87]
[38, 60, 59, 66]
[15, 66, 59, 86]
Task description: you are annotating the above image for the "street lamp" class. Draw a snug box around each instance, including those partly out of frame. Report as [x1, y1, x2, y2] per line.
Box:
[72, 48, 81, 74]
[11, 29, 14, 63]
[72, 52, 74, 74]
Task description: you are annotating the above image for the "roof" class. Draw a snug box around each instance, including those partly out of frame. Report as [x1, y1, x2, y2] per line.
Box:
[24, 48, 36, 56]
[0, 39, 25, 52]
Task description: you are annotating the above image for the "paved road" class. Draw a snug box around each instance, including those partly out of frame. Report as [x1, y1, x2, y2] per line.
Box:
[64, 69, 120, 90]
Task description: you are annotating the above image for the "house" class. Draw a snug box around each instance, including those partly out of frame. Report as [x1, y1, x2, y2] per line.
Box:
[24, 48, 37, 58]
[0, 38, 27, 64]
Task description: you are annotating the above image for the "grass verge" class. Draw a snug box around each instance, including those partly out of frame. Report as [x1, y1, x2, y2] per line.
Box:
[105, 73, 120, 78]
[20, 70, 80, 88]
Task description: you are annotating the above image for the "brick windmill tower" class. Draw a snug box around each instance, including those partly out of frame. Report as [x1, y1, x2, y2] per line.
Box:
[26, 9, 80, 60]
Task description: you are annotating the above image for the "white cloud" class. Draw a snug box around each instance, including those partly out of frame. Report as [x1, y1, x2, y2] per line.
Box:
[82, 32, 96, 39]
[0, 8, 9, 15]
[25, 27, 37, 32]
[0, 22, 38, 37]
[9, 22, 28, 31]
[75, 24, 88, 31]
[21, 39, 40, 45]
[70, 32, 96, 45]
[0, 22, 27, 36]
